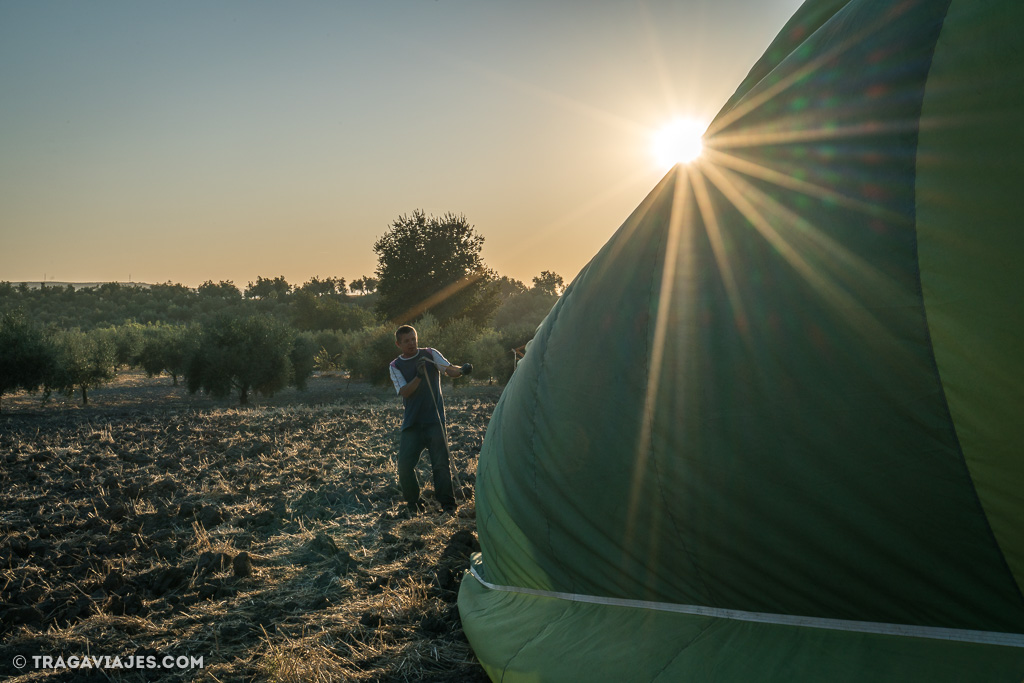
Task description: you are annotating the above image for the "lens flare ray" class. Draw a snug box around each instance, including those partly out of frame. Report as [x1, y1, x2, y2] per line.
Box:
[700, 161, 894, 344]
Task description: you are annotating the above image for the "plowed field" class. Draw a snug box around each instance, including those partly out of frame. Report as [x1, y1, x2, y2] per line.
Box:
[0, 372, 498, 682]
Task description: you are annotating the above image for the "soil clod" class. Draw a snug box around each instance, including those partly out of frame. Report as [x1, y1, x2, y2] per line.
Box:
[233, 550, 254, 577]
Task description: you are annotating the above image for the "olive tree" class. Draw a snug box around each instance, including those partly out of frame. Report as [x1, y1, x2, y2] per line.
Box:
[343, 324, 402, 386]
[96, 323, 145, 370]
[0, 312, 55, 411]
[137, 324, 199, 385]
[186, 314, 308, 405]
[46, 329, 117, 406]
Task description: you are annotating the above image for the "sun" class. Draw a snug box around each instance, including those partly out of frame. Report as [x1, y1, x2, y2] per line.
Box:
[652, 118, 706, 168]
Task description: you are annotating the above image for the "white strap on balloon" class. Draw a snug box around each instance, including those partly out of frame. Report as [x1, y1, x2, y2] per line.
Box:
[468, 565, 1024, 648]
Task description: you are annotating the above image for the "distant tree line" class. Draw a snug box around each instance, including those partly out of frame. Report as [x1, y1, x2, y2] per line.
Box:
[0, 312, 312, 408]
[0, 210, 566, 408]
[0, 275, 379, 332]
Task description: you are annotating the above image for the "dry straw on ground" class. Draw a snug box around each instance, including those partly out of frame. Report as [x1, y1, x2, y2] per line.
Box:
[0, 372, 495, 682]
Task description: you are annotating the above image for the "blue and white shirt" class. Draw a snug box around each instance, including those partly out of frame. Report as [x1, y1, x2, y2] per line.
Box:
[389, 347, 451, 430]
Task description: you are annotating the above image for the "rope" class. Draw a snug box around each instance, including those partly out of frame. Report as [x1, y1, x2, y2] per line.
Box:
[420, 355, 464, 494]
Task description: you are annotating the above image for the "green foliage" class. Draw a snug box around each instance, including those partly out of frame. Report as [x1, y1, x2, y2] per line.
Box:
[298, 276, 346, 297]
[466, 323, 536, 384]
[0, 239, 558, 397]
[411, 312, 440, 342]
[186, 314, 299, 405]
[0, 264, 553, 381]
[313, 346, 343, 373]
[198, 280, 242, 300]
[137, 323, 199, 385]
[531, 270, 565, 296]
[289, 332, 318, 391]
[97, 323, 145, 369]
[492, 275, 528, 299]
[0, 312, 55, 410]
[373, 210, 500, 325]
[245, 275, 292, 300]
[148, 282, 195, 310]
[350, 276, 378, 294]
[492, 289, 558, 332]
[0, 281, 194, 329]
[425, 317, 477, 387]
[341, 316, 481, 387]
[497, 324, 538, 358]
[312, 331, 346, 360]
[292, 291, 377, 332]
[431, 317, 481, 384]
[343, 324, 401, 386]
[489, 272, 562, 332]
[468, 328, 511, 383]
[46, 329, 117, 406]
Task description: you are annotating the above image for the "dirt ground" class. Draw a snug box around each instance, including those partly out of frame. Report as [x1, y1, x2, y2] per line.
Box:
[0, 372, 501, 682]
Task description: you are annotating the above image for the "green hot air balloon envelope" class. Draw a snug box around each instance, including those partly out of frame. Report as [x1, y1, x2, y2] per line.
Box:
[459, 0, 1024, 680]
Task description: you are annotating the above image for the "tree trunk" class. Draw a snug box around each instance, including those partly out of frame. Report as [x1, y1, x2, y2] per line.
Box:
[239, 386, 249, 405]
[171, 373, 179, 386]
[81, 385, 89, 406]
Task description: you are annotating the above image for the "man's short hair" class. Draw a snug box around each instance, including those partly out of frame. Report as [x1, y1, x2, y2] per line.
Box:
[395, 324, 416, 342]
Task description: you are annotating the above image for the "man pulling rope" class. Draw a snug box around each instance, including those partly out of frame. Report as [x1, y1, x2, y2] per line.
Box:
[388, 324, 472, 517]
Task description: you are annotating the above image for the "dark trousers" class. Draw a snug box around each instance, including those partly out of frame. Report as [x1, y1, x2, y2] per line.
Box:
[397, 422, 455, 508]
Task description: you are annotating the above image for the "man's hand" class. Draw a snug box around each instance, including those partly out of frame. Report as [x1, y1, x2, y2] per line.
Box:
[416, 358, 428, 377]
[460, 363, 473, 376]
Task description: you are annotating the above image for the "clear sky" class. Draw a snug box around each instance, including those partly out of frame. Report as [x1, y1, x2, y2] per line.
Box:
[1, 0, 804, 289]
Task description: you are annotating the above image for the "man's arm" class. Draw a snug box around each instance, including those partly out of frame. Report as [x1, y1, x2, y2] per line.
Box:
[391, 361, 422, 399]
[429, 348, 463, 378]
[396, 356, 434, 398]
[398, 376, 422, 398]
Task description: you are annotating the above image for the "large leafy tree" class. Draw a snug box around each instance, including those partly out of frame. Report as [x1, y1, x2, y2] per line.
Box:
[186, 314, 308, 405]
[0, 312, 55, 411]
[373, 210, 499, 325]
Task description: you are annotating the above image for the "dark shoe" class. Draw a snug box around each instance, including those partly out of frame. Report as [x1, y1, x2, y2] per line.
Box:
[406, 500, 427, 516]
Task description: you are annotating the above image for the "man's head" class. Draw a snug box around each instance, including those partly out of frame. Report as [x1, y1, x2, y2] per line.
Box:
[395, 325, 418, 358]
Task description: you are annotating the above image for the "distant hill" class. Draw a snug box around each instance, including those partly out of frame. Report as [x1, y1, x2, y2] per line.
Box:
[7, 281, 154, 291]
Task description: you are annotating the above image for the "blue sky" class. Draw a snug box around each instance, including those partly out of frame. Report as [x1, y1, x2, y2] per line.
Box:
[1, 0, 804, 288]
